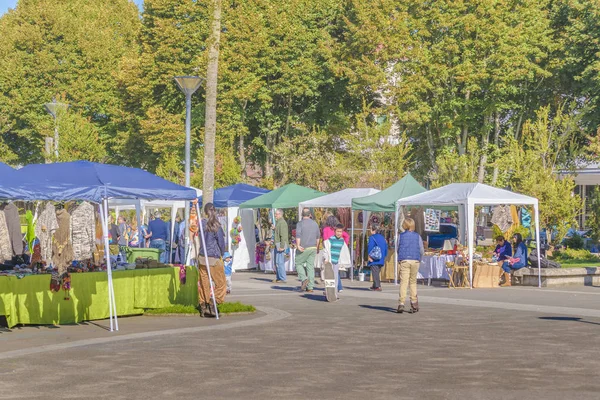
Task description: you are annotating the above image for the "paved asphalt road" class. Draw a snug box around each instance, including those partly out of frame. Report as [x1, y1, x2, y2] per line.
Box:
[1, 272, 600, 399]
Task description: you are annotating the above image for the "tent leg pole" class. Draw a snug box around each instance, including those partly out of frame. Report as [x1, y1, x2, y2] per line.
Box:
[98, 203, 113, 332]
[104, 200, 119, 330]
[394, 206, 399, 286]
[350, 209, 354, 282]
[196, 202, 220, 320]
[467, 202, 474, 289]
[535, 204, 542, 288]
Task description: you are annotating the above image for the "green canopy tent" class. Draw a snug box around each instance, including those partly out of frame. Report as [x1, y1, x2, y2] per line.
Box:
[239, 183, 325, 210]
[350, 174, 427, 284]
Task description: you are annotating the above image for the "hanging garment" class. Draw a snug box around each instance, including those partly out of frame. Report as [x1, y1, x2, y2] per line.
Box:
[53, 209, 74, 275]
[521, 207, 532, 229]
[0, 211, 12, 263]
[491, 205, 513, 233]
[25, 210, 36, 253]
[35, 203, 59, 266]
[410, 206, 425, 238]
[2, 203, 23, 256]
[69, 201, 95, 261]
[337, 208, 351, 231]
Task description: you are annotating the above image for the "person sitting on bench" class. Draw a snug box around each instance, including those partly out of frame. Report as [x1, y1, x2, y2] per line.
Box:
[500, 233, 527, 287]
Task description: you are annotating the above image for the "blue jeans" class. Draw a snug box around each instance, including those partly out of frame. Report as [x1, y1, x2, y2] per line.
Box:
[150, 239, 167, 263]
[502, 261, 525, 273]
[275, 250, 287, 282]
[335, 266, 343, 291]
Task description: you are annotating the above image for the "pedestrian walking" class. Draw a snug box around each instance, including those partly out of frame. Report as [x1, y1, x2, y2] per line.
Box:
[396, 218, 424, 313]
[196, 203, 227, 317]
[273, 208, 288, 283]
[368, 224, 388, 291]
[295, 208, 320, 293]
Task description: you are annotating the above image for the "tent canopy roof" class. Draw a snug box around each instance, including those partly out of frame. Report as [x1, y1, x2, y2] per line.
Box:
[0, 162, 14, 174]
[199, 183, 270, 208]
[396, 183, 538, 207]
[239, 183, 324, 209]
[16, 161, 198, 203]
[299, 188, 379, 209]
[352, 174, 426, 212]
[108, 188, 202, 210]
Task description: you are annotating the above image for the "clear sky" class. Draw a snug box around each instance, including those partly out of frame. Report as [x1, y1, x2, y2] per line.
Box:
[0, 0, 143, 16]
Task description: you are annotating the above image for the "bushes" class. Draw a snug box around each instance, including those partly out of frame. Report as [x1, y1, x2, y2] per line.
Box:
[552, 248, 598, 262]
[563, 233, 585, 250]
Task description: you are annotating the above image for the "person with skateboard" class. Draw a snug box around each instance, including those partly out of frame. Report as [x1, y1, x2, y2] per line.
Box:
[322, 224, 351, 302]
[396, 218, 424, 314]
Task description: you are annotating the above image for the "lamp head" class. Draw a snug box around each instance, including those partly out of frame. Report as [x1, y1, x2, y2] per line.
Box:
[174, 76, 204, 96]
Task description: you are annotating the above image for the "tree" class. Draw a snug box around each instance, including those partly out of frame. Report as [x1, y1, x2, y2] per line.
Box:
[0, 0, 140, 164]
[203, 0, 222, 204]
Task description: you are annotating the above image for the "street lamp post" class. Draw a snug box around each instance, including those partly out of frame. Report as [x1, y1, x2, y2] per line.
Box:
[174, 76, 204, 261]
[44, 98, 69, 160]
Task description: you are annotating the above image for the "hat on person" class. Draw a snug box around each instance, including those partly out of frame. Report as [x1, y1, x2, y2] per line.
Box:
[224, 251, 232, 259]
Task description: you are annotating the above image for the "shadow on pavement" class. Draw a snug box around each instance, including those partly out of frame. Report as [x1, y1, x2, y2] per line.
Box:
[539, 316, 600, 326]
[251, 277, 275, 283]
[271, 285, 299, 292]
[344, 287, 372, 292]
[359, 305, 397, 313]
[303, 294, 327, 302]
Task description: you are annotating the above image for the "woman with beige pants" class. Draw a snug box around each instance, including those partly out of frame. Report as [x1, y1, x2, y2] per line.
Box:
[396, 218, 424, 314]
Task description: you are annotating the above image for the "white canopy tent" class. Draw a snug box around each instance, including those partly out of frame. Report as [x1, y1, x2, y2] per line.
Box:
[299, 188, 380, 282]
[108, 188, 202, 263]
[396, 183, 542, 288]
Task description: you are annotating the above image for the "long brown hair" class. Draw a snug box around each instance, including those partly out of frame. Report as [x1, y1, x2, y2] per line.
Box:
[204, 202, 220, 233]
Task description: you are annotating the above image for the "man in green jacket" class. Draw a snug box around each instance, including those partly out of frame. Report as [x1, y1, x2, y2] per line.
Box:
[273, 208, 289, 283]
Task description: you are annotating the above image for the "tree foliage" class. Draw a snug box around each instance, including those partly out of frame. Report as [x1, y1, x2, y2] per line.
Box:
[0, 0, 599, 216]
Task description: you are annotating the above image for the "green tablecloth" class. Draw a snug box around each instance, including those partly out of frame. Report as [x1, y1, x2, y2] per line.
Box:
[0, 267, 199, 328]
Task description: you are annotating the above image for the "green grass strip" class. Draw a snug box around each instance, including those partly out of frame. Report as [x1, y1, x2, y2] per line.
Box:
[144, 301, 256, 315]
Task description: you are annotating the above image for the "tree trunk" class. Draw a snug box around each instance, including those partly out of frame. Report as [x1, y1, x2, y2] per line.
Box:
[458, 90, 470, 155]
[425, 124, 436, 171]
[477, 114, 491, 183]
[491, 112, 501, 185]
[202, 0, 221, 204]
[239, 100, 248, 179]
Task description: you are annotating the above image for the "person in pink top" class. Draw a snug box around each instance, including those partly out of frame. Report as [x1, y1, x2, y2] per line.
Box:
[322, 215, 349, 244]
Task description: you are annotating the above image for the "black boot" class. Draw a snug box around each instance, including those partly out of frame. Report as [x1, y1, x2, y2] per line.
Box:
[396, 304, 405, 314]
[205, 302, 216, 317]
[197, 303, 207, 318]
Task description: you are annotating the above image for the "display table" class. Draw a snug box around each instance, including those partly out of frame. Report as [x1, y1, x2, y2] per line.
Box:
[419, 255, 453, 284]
[260, 249, 296, 273]
[0, 267, 199, 328]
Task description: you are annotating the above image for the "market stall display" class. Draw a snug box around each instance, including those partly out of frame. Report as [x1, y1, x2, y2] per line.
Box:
[200, 183, 270, 271]
[397, 183, 542, 288]
[240, 184, 325, 273]
[0, 266, 199, 328]
[0, 161, 198, 331]
[352, 174, 427, 283]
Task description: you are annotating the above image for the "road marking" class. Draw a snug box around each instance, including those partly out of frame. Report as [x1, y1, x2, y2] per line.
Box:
[0, 307, 290, 361]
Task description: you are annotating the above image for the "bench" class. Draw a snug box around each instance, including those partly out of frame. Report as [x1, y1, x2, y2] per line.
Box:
[513, 267, 600, 287]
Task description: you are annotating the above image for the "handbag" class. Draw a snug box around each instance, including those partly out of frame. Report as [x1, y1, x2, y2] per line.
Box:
[369, 245, 382, 261]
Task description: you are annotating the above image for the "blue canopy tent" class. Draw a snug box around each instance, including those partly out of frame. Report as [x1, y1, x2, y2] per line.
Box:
[0, 162, 15, 174]
[199, 183, 271, 270]
[198, 183, 270, 208]
[10, 161, 199, 331]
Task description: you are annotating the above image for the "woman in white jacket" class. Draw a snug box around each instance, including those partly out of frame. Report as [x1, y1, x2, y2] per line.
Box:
[322, 224, 352, 300]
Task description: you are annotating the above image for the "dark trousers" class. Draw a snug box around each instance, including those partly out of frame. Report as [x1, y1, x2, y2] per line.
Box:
[371, 265, 382, 288]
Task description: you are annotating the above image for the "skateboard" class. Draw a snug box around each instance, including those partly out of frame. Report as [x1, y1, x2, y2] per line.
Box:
[323, 261, 337, 302]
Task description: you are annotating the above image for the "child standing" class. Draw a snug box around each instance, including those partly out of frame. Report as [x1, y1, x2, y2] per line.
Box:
[323, 224, 351, 301]
[224, 252, 233, 294]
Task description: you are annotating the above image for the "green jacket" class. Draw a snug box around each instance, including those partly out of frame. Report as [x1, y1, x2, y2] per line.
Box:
[274, 218, 289, 249]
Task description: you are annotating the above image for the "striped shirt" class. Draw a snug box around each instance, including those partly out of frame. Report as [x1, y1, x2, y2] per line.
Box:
[328, 236, 345, 264]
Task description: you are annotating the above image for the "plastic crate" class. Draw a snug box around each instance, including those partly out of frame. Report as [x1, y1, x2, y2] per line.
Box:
[126, 247, 162, 264]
